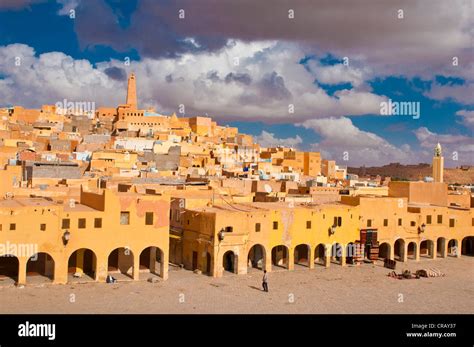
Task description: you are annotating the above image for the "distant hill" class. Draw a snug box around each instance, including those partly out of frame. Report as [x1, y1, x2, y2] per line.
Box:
[348, 163, 474, 184]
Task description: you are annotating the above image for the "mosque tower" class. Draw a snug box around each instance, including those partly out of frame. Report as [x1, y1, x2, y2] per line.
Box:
[432, 142, 444, 183]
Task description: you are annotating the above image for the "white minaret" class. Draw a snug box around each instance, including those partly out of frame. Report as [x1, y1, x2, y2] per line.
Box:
[432, 142, 444, 183]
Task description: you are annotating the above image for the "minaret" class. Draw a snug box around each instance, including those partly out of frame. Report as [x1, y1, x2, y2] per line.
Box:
[126, 73, 137, 109]
[432, 142, 444, 183]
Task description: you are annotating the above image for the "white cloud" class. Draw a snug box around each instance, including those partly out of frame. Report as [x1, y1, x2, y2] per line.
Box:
[299, 117, 421, 166]
[414, 127, 473, 164]
[254, 130, 302, 149]
[456, 110, 474, 130]
[0, 42, 387, 122]
[424, 82, 474, 105]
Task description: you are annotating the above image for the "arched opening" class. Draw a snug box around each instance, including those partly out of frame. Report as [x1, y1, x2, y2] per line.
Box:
[407, 242, 417, 260]
[436, 237, 446, 258]
[271, 245, 288, 270]
[0, 255, 19, 285]
[139, 246, 164, 279]
[68, 249, 97, 282]
[26, 253, 54, 284]
[314, 244, 326, 266]
[378, 242, 391, 260]
[223, 250, 237, 274]
[248, 244, 265, 270]
[346, 243, 356, 264]
[206, 252, 212, 275]
[447, 239, 458, 257]
[394, 239, 405, 261]
[294, 244, 310, 267]
[331, 243, 343, 265]
[420, 240, 434, 258]
[108, 247, 134, 280]
[461, 236, 474, 256]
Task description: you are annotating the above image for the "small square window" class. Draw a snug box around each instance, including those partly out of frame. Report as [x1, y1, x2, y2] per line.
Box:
[383, 219, 388, 227]
[398, 218, 402, 226]
[145, 212, 154, 225]
[426, 215, 432, 224]
[306, 221, 311, 229]
[120, 211, 130, 225]
[255, 223, 261, 232]
[437, 215, 443, 224]
[225, 226, 233, 233]
[94, 218, 102, 228]
[62, 218, 70, 229]
[10, 223, 16, 231]
[78, 218, 86, 229]
[40, 223, 46, 231]
[367, 220, 372, 227]
[449, 219, 455, 228]
[410, 221, 416, 227]
[273, 221, 278, 230]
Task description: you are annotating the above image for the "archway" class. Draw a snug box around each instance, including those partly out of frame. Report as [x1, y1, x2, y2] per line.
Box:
[420, 240, 434, 258]
[206, 252, 212, 275]
[346, 243, 356, 264]
[314, 244, 326, 266]
[461, 236, 474, 256]
[108, 247, 134, 279]
[248, 244, 266, 270]
[436, 237, 446, 258]
[331, 243, 343, 265]
[139, 246, 164, 278]
[447, 239, 458, 257]
[68, 248, 97, 282]
[394, 239, 405, 261]
[0, 255, 19, 285]
[223, 250, 237, 274]
[407, 242, 417, 260]
[271, 245, 289, 269]
[26, 253, 54, 283]
[378, 242, 391, 260]
[294, 244, 310, 267]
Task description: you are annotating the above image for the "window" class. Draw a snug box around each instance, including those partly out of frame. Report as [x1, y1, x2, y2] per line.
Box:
[273, 221, 278, 230]
[410, 221, 416, 227]
[62, 218, 70, 229]
[383, 219, 388, 227]
[94, 218, 102, 228]
[10, 223, 16, 231]
[472, 218, 474, 227]
[40, 223, 46, 231]
[225, 226, 233, 233]
[426, 215, 432, 224]
[306, 221, 311, 229]
[78, 218, 86, 229]
[145, 212, 154, 225]
[367, 219, 372, 227]
[449, 219, 455, 228]
[255, 223, 261, 232]
[0, 224, 2, 231]
[337, 217, 342, 227]
[120, 211, 130, 225]
[437, 215, 443, 224]
[398, 218, 402, 226]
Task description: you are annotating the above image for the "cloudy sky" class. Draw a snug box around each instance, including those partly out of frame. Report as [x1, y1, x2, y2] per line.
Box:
[0, 0, 472, 166]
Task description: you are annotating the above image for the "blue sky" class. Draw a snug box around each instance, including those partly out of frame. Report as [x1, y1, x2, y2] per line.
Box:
[0, 0, 472, 166]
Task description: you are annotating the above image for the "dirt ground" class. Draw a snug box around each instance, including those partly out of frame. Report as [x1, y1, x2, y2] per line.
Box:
[0, 256, 473, 314]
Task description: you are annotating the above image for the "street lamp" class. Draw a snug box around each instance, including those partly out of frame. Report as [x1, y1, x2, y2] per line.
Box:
[418, 223, 426, 234]
[62, 230, 71, 246]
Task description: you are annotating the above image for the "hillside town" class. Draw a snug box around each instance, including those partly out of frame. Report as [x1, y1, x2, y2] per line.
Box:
[0, 73, 472, 286]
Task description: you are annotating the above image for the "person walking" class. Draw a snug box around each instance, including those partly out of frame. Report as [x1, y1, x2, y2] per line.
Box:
[262, 270, 268, 292]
